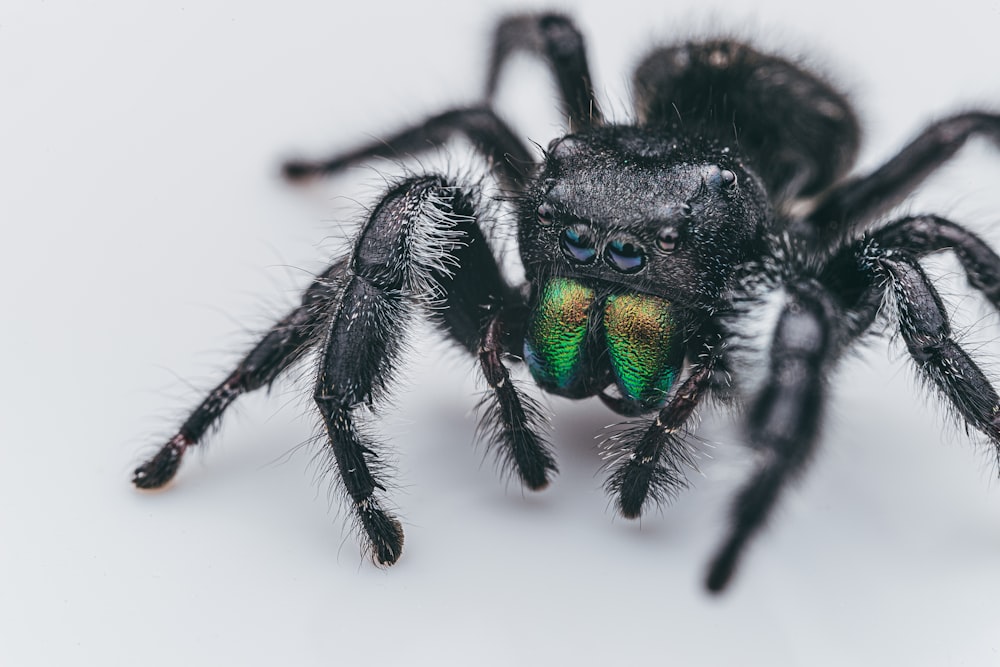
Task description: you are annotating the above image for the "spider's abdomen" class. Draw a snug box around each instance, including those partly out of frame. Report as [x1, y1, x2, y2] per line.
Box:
[524, 277, 684, 408]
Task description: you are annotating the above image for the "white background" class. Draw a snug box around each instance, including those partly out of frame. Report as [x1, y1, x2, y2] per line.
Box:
[4, 1, 1000, 664]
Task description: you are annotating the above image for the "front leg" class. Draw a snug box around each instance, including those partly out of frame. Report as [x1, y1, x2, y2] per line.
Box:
[312, 271, 408, 564]
[314, 174, 556, 562]
[310, 175, 470, 564]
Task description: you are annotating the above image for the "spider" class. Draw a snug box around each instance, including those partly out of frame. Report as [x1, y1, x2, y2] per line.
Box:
[133, 12, 1000, 593]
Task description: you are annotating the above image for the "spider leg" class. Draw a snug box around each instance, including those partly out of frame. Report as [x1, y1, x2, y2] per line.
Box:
[706, 280, 839, 593]
[310, 175, 474, 564]
[710, 222, 1000, 591]
[312, 175, 552, 561]
[873, 253, 1000, 447]
[814, 213, 1000, 345]
[819, 213, 1000, 340]
[603, 360, 714, 519]
[807, 112, 1000, 242]
[132, 260, 346, 489]
[284, 12, 600, 187]
[485, 12, 602, 129]
[282, 106, 532, 192]
[873, 215, 1000, 310]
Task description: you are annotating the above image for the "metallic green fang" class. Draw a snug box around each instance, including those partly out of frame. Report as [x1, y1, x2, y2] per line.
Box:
[524, 278, 595, 389]
[603, 293, 681, 405]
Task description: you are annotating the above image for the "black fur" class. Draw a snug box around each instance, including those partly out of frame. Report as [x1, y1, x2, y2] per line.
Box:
[135, 12, 1000, 593]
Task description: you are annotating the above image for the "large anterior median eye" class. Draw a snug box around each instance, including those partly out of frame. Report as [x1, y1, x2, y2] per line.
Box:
[604, 238, 646, 273]
[560, 224, 597, 264]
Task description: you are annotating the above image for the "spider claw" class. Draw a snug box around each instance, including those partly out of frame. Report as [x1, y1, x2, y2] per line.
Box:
[358, 501, 404, 566]
[705, 545, 739, 594]
[132, 436, 189, 490]
[281, 160, 318, 182]
[525, 475, 551, 492]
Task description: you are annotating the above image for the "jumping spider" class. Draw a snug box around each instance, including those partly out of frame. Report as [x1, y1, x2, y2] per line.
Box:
[133, 12, 1000, 592]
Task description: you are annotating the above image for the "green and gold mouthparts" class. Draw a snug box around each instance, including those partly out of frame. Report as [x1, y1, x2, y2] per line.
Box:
[524, 277, 684, 408]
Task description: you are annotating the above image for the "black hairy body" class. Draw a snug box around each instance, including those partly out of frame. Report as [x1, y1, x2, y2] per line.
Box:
[133, 12, 1000, 593]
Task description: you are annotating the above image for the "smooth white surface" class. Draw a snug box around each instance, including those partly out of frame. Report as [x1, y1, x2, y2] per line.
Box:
[4, 1, 1000, 664]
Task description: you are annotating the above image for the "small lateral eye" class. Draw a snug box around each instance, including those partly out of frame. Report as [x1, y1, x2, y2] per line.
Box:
[657, 225, 679, 252]
[537, 203, 555, 226]
[705, 165, 738, 191]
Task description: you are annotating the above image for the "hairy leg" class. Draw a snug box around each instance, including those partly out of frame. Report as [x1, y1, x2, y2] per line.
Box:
[284, 12, 601, 190]
[308, 175, 555, 562]
[707, 280, 839, 592]
[477, 314, 556, 490]
[283, 107, 533, 192]
[820, 214, 1000, 338]
[132, 260, 346, 489]
[807, 112, 1000, 243]
[709, 222, 1000, 591]
[874, 254, 1000, 448]
[485, 12, 602, 129]
[872, 215, 1000, 309]
[603, 360, 714, 519]
[309, 175, 466, 563]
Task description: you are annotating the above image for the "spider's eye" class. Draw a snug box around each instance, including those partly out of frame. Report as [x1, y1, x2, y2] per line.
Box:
[656, 225, 679, 252]
[548, 136, 580, 158]
[705, 165, 738, 191]
[537, 203, 555, 226]
[604, 237, 647, 273]
[560, 224, 597, 264]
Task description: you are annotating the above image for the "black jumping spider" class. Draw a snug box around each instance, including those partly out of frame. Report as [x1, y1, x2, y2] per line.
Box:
[133, 12, 1000, 593]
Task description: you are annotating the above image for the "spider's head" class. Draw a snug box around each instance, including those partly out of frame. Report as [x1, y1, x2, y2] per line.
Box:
[518, 126, 769, 308]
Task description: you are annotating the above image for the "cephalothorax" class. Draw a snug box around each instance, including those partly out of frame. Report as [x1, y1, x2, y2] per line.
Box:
[134, 12, 1000, 592]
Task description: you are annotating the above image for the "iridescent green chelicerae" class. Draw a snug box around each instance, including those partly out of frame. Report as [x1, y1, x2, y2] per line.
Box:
[524, 278, 683, 408]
